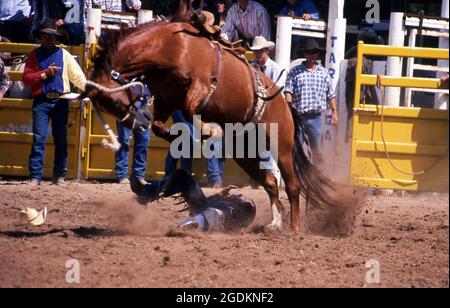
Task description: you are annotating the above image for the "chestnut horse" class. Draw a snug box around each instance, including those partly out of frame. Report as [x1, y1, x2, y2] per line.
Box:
[82, 5, 341, 232]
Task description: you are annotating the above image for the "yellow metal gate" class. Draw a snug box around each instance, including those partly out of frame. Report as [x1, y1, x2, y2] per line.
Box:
[350, 42, 449, 192]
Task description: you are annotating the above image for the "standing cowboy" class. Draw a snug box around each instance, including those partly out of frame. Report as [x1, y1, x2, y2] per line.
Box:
[23, 21, 86, 187]
[284, 39, 338, 163]
[249, 36, 285, 88]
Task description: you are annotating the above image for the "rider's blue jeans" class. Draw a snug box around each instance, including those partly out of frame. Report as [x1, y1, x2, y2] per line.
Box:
[165, 110, 225, 184]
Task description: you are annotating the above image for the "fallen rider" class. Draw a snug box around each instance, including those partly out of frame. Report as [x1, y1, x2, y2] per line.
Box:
[130, 169, 256, 233]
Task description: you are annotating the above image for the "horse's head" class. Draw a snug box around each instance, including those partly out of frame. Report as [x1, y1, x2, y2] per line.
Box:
[83, 73, 153, 132]
[82, 28, 153, 132]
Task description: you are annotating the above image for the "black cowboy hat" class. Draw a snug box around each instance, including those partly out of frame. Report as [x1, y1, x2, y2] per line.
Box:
[34, 20, 64, 38]
[300, 38, 326, 54]
[357, 30, 384, 45]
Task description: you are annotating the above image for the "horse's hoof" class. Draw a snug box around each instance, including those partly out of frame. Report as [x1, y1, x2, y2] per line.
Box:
[263, 223, 283, 234]
[290, 226, 301, 234]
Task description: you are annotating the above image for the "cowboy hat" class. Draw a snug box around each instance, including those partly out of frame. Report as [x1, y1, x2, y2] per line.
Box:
[300, 38, 325, 54]
[20, 207, 48, 226]
[34, 20, 64, 39]
[357, 30, 384, 45]
[199, 11, 221, 35]
[249, 36, 275, 51]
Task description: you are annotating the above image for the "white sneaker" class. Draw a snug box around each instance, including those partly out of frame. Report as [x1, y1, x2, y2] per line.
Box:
[29, 179, 41, 189]
[119, 178, 130, 184]
[53, 177, 65, 185]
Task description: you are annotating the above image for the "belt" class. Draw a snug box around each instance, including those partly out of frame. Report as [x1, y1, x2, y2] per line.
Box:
[301, 110, 322, 116]
[45, 92, 62, 99]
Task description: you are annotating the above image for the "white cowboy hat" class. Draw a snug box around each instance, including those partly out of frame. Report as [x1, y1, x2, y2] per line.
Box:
[249, 36, 275, 51]
[20, 207, 47, 226]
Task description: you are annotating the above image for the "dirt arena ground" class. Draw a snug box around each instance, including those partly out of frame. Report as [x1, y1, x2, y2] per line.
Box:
[0, 179, 448, 288]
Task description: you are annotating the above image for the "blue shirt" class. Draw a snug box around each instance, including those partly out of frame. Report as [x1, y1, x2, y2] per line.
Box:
[284, 62, 335, 114]
[0, 0, 31, 22]
[279, 0, 320, 19]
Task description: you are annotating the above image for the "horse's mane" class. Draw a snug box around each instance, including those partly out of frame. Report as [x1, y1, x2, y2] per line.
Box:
[91, 0, 199, 78]
[92, 21, 162, 79]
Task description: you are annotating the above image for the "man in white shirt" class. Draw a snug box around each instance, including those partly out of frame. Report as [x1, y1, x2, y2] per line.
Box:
[250, 36, 285, 89]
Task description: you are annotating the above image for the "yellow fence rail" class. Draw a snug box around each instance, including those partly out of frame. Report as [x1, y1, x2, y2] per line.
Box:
[350, 42, 449, 192]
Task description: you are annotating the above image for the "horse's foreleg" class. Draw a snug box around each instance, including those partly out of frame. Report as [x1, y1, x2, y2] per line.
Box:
[151, 101, 174, 142]
[184, 78, 210, 120]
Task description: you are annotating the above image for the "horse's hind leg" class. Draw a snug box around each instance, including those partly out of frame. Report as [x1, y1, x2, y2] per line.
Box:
[277, 154, 301, 233]
[234, 158, 284, 231]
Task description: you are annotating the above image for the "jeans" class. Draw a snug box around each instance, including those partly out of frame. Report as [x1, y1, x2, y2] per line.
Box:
[164, 110, 193, 177]
[115, 121, 151, 181]
[206, 140, 225, 185]
[164, 110, 225, 184]
[300, 112, 324, 163]
[29, 98, 69, 181]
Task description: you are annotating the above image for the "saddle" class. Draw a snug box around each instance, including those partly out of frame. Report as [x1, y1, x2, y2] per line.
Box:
[191, 10, 246, 54]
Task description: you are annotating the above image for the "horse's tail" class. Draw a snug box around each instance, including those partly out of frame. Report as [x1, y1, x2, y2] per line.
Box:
[290, 106, 340, 209]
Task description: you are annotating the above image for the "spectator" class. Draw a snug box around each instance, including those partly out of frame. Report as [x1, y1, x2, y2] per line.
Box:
[279, 0, 320, 20]
[221, 0, 271, 45]
[114, 80, 151, 185]
[279, 0, 321, 59]
[23, 20, 86, 187]
[86, 0, 142, 13]
[0, 57, 10, 100]
[30, 0, 71, 42]
[0, 0, 32, 43]
[64, 0, 86, 46]
[212, 0, 231, 28]
[250, 36, 285, 88]
[284, 39, 338, 163]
